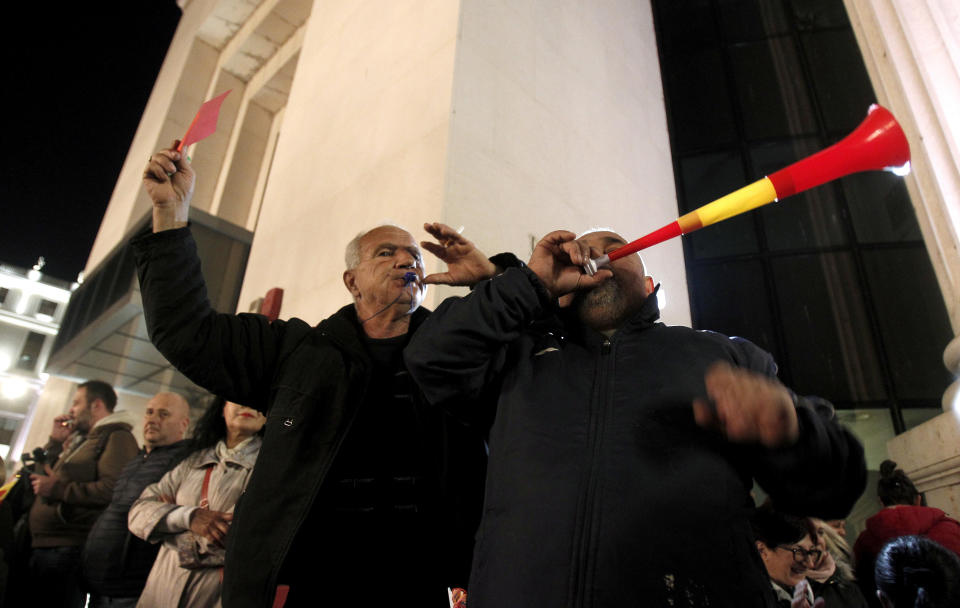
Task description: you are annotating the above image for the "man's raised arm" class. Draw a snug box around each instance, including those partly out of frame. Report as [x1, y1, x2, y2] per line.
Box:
[143, 140, 193, 232]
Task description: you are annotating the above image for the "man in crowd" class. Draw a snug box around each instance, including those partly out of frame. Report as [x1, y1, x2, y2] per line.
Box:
[135, 143, 498, 607]
[405, 229, 867, 608]
[28, 380, 139, 608]
[82, 391, 192, 607]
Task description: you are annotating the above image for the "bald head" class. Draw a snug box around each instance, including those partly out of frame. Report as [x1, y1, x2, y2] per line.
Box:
[143, 392, 191, 452]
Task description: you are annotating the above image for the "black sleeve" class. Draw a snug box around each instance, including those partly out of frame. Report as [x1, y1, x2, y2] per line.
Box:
[132, 227, 285, 412]
[729, 338, 867, 519]
[405, 266, 552, 426]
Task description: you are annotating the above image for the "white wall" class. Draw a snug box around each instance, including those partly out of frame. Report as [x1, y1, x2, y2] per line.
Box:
[236, 0, 463, 321]
[439, 0, 690, 325]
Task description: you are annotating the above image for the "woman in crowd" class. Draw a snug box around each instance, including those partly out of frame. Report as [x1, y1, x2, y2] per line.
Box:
[874, 535, 960, 608]
[129, 398, 265, 607]
[752, 506, 821, 607]
[808, 517, 868, 607]
[854, 460, 960, 606]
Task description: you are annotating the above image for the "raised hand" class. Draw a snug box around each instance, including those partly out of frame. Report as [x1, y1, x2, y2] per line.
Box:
[692, 362, 799, 448]
[143, 140, 195, 232]
[421, 222, 497, 287]
[527, 231, 611, 298]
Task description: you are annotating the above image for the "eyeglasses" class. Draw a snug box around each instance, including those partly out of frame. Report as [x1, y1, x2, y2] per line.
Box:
[777, 546, 822, 564]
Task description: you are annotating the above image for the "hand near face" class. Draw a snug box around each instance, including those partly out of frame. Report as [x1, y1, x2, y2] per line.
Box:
[50, 415, 73, 443]
[420, 222, 497, 287]
[692, 362, 799, 447]
[527, 231, 612, 298]
[189, 508, 233, 548]
[790, 580, 825, 608]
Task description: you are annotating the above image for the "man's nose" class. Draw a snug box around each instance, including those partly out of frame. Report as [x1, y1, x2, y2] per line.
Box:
[394, 252, 415, 268]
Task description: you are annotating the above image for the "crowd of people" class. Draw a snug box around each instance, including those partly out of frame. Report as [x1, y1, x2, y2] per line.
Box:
[0, 143, 958, 607]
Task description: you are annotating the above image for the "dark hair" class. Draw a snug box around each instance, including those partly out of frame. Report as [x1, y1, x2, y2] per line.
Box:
[752, 505, 817, 548]
[876, 536, 960, 608]
[878, 460, 920, 507]
[79, 380, 118, 412]
[190, 396, 228, 451]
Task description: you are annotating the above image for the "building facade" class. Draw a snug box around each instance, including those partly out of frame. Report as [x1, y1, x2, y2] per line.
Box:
[22, 0, 960, 521]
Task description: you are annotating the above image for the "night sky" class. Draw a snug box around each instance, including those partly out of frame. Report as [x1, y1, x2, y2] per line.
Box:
[1, 2, 182, 282]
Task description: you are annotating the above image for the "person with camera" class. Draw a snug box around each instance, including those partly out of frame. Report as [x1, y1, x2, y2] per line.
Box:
[27, 380, 138, 608]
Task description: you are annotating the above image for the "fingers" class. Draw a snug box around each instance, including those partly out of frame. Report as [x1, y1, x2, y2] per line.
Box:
[144, 149, 181, 183]
[700, 361, 798, 446]
[575, 268, 612, 290]
[559, 239, 591, 266]
[420, 241, 448, 260]
[423, 222, 466, 247]
[422, 272, 452, 285]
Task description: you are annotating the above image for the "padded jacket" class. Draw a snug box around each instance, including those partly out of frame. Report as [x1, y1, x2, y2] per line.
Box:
[82, 439, 192, 597]
[405, 266, 867, 608]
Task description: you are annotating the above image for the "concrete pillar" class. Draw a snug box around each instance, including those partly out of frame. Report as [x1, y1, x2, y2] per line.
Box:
[844, 0, 960, 515]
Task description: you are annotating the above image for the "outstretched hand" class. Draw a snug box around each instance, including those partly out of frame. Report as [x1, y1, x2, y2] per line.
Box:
[421, 222, 497, 287]
[692, 362, 799, 447]
[143, 140, 195, 232]
[527, 231, 612, 298]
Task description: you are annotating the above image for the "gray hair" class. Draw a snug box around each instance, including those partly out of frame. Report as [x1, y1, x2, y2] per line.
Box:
[344, 223, 409, 270]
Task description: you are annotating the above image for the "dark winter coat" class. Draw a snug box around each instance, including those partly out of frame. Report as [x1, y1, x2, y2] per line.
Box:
[82, 439, 192, 597]
[132, 227, 486, 608]
[405, 266, 867, 608]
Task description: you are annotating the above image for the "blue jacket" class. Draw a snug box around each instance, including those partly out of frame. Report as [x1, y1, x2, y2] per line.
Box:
[82, 439, 192, 597]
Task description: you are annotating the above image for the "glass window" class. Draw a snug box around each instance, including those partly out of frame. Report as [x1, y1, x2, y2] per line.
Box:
[800, 30, 876, 134]
[861, 248, 954, 401]
[655, 0, 718, 57]
[16, 331, 46, 371]
[37, 299, 58, 317]
[688, 260, 780, 359]
[750, 139, 848, 250]
[664, 50, 739, 153]
[0, 287, 8, 305]
[718, 0, 791, 42]
[841, 174, 921, 243]
[902, 408, 942, 431]
[771, 252, 886, 401]
[728, 37, 818, 140]
[680, 151, 760, 258]
[789, 0, 850, 30]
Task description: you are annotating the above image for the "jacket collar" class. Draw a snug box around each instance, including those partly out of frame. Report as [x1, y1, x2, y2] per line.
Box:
[195, 435, 262, 469]
[557, 285, 662, 347]
[316, 303, 432, 360]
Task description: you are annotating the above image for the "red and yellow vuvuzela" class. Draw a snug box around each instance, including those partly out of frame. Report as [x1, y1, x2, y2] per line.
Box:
[583, 104, 911, 275]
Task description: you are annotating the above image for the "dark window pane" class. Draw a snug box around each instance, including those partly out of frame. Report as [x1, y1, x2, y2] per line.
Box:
[718, 0, 791, 42]
[789, 0, 850, 30]
[689, 260, 780, 358]
[0, 287, 7, 305]
[17, 331, 46, 371]
[801, 30, 875, 134]
[750, 139, 848, 250]
[38, 299, 58, 317]
[679, 151, 760, 257]
[861, 247, 954, 401]
[729, 37, 818, 140]
[664, 50, 739, 153]
[654, 0, 718, 56]
[771, 253, 886, 401]
[841, 174, 922, 243]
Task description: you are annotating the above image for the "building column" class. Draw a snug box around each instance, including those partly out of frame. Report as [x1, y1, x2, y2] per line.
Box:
[844, 0, 960, 514]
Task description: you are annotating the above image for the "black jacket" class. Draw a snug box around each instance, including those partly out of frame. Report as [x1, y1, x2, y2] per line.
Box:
[132, 227, 486, 608]
[82, 439, 192, 597]
[405, 266, 867, 608]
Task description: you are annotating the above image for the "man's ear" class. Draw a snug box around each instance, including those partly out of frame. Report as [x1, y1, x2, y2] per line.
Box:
[644, 276, 655, 295]
[91, 398, 107, 416]
[343, 270, 360, 299]
[756, 541, 767, 556]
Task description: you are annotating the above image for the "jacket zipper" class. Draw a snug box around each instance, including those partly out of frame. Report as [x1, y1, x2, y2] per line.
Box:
[569, 337, 613, 607]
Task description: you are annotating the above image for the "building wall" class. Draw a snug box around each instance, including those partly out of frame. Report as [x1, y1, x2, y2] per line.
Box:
[439, 0, 690, 325]
[235, 0, 463, 320]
